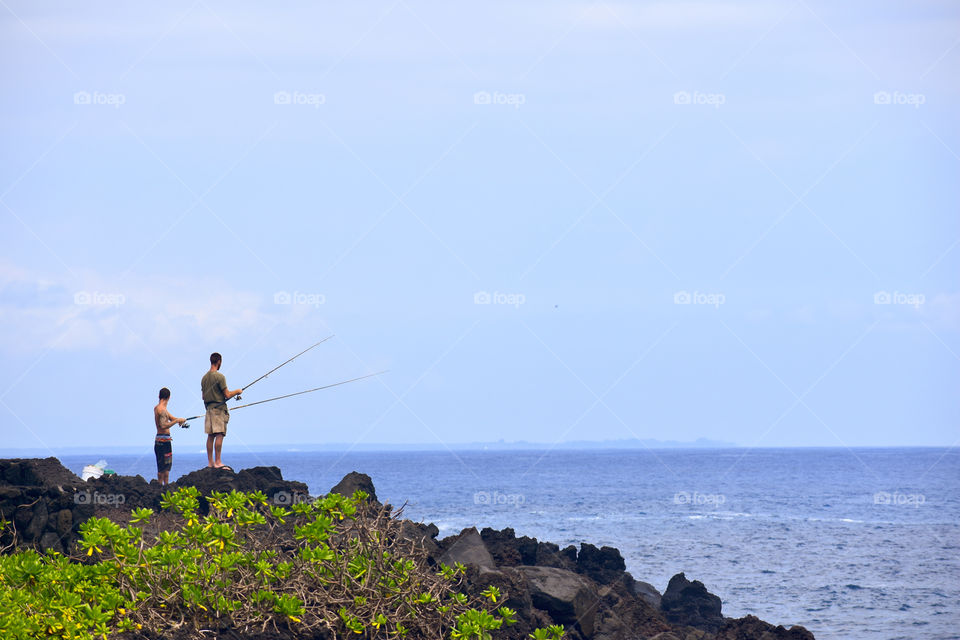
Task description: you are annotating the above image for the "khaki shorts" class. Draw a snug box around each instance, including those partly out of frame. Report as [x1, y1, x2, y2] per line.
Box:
[204, 409, 229, 436]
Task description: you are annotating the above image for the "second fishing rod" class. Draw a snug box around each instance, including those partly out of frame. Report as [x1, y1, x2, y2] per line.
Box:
[234, 336, 333, 402]
[181, 370, 386, 427]
[181, 337, 378, 425]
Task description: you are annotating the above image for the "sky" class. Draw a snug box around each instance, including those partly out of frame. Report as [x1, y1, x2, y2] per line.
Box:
[0, 0, 957, 453]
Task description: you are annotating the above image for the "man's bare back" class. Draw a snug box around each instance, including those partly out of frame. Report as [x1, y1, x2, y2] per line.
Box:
[154, 404, 179, 434]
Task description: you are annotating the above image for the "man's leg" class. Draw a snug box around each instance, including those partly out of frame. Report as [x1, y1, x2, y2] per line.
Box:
[214, 434, 224, 466]
[206, 434, 215, 467]
[155, 441, 164, 482]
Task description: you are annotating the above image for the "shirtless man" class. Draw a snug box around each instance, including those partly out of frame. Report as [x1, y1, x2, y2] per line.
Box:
[201, 352, 243, 469]
[154, 387, 186, 485]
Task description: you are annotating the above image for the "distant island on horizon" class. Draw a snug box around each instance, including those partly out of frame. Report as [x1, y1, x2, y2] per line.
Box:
[5, 437, 739, 456]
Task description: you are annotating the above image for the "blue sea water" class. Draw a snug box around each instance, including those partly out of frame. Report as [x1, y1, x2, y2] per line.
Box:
[58, 447, 959, 640]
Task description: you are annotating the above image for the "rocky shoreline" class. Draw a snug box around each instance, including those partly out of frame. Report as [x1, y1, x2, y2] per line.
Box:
[0, 458, 814, 640]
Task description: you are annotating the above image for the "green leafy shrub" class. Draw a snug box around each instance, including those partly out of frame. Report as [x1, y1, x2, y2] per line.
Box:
[0, 488, 565, 640]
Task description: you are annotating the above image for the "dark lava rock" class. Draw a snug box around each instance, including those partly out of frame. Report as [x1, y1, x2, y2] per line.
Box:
[399, 520, 441, 556]
[55, 508, 73, 537]
[0, 459, 308, 551]
[328, 471, 378, 503]
[480, 526, 524, 565]
[235, 466, 305, 498]
[517, 565, 599, 637]
[716, 614, 816, 640]
[623, 571, 662, 608]
[661, 572, 724, 632]
[23, 500, 48, 541]
[175, 466, 244, 495]
[438, 527, 497, 570]
[84, 472, 163, 510]
[2, 457, 82, 489]
[576, 542, 626, 585]
[479, 527, 577, 571]
[39, 531, 62, 554]
[174, 466, 308, 514]
[1, 458, 88, 552]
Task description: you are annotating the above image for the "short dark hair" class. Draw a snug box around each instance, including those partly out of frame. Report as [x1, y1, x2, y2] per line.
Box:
[210, 352, 222, 366]
[159, 387, 171, 401]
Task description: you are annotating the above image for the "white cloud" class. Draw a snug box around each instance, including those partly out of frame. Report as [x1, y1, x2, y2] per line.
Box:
[0, 261, 290, 355]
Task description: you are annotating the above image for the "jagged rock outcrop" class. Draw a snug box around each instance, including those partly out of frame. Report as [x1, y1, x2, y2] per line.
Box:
[576, 543, 626, 585]
[176, 466, 308, 513]
[329, 471, 378, 503]
[661, 572, 725, 632]
[0, 458, 92, 554]
[0, 458, 307, 549]
[430, 522, 811, 640]
[439, 526, 498, 570]
[518, 566, 599, 637]
[714, 615, 816, 640]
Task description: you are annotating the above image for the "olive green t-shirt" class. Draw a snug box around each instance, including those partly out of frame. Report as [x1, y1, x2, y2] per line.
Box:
[201, 370, 229, 409]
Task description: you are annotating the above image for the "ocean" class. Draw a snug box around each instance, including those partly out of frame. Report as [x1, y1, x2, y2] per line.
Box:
[57, 447, 959, 640]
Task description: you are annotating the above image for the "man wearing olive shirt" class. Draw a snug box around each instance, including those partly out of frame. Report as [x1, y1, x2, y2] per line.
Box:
[201, 352, 243, 470]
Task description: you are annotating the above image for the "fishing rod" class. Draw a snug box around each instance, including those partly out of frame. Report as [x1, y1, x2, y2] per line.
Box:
[235, 336, 333, 401]
[181, 371, 387, 427]
[230, 371, 386, 411]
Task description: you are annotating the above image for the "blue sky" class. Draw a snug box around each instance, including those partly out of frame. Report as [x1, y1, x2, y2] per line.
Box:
[1, 0, 957, 452]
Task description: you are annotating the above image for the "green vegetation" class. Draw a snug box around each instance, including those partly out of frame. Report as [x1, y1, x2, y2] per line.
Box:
[0, 488, 565, 640]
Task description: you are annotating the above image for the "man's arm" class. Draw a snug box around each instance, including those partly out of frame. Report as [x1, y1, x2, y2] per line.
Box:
[159, 410, 185, 428]
[220, 376, 243, 400]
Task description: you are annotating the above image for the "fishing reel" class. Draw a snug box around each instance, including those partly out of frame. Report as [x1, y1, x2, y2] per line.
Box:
[180, 422, 191, 429]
